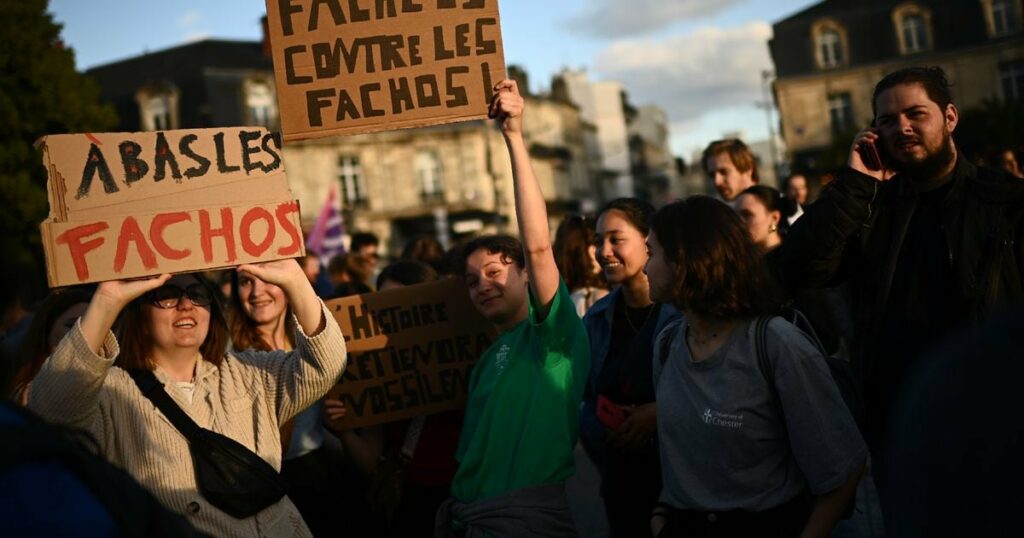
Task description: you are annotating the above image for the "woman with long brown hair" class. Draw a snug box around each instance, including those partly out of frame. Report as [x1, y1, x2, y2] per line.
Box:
[28, 260, 346, 537]
[645, 196, 864, 538]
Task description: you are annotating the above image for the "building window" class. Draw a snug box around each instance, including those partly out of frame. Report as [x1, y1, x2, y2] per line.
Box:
[892, 4, 933, 54]
[337, 155, 367, 207]
[902, 15, 926, 51]
[828, 93, 854, 133]
[245, 80, 276, 127]
[812, 19, 848, 69]
[1002, 61, 1024, 99]
[146, 95, 171, 130]
[415, 150, 445, 202]
[983, 0, 1022, 37]
[136, 84, 179, 131]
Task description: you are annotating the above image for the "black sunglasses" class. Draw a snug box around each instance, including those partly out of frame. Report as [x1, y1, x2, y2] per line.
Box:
[147, 283, 213, 309]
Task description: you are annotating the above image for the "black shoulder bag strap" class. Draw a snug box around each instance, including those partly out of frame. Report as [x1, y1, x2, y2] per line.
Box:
[128, 368, 287, 519]
[754, 315, 778, 401]
[129, 369, 205, 439]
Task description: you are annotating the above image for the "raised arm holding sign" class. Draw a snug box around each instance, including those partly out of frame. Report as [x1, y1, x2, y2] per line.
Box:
[28, 259, 347, 536]
[435, 80, 591, 536]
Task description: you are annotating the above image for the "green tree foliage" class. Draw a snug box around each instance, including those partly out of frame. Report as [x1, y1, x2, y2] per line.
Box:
[0, 0, 116, 273]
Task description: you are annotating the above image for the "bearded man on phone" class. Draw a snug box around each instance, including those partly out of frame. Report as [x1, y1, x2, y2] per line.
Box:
[775, 65, 1024, 505]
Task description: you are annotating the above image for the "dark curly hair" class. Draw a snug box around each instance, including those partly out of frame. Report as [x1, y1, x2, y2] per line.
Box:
[650, 196, 781, 319]
[457, 235, 524, 276]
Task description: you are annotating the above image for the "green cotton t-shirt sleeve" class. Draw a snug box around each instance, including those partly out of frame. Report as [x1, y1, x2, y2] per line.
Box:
[450, 280, 591, 502]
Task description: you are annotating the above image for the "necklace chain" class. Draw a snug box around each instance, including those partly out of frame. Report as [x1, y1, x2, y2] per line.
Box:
[624, 303, 655, 332]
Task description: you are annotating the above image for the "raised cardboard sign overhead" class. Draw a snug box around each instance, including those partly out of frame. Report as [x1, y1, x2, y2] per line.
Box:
[325, 279, 496, 429]
[38, 128, 304, 287]
[265, 0, 507, 141]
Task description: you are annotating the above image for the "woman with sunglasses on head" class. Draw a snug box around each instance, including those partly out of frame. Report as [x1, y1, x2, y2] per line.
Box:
[28, 259, 347, 538]
[580, 198, 681, 537]
[645, 197, 864, 538]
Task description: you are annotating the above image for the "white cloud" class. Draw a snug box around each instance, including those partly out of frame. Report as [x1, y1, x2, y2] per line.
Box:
[594, 22, 774, 133]
[177, 9, 202, 29]
[183, 32, 211, 43]
[565, 0, 743, 38]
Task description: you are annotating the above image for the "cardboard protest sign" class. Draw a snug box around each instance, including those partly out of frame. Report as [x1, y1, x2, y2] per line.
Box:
[325, 278, 496, 429]
[38, 128, 304, 287]
[265, 0, 506, 141]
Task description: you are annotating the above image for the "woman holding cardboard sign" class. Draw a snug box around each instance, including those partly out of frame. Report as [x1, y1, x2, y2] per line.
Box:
[28, 259, 347, 538]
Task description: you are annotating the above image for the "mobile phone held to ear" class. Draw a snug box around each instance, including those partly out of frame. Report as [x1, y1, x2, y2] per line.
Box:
[858, 139, 885, 171]
[597, 395, 627, 429]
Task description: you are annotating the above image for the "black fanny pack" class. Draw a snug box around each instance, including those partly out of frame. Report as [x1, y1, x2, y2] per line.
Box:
[129, 369, 287, 519]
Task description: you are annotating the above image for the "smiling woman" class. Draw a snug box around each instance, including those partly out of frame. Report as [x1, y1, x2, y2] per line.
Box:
[27, 260, 347, 538]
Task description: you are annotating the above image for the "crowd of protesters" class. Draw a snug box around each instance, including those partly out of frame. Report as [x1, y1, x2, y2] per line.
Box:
[1, 65, 1022, 538]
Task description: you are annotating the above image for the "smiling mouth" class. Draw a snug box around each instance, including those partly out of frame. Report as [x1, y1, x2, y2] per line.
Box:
[249, 300, 272, 307]
[173, 319, 197, 329]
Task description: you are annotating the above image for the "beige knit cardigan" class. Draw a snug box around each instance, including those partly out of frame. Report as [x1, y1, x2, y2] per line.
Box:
[29, 301, 347, 538]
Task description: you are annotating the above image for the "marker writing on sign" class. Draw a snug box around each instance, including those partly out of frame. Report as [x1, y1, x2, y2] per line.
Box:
[55, 201, 302, 281]
[339, 364, 474, 417]
[76, 131, 282, 199]
[276, 0, 488, 37]
[341, 331, 492, 380]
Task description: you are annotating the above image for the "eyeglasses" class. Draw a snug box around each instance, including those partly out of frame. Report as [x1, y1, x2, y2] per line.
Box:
[147, 284, 213, 309]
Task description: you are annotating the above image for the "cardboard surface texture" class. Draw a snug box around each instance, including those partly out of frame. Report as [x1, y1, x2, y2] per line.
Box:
[325, 279, 496, 429]
[38, 128, 305, 287]
[265, 0, 507, 141]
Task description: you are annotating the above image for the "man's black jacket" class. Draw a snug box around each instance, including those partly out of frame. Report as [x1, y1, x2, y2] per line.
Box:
[773, 157, 1024, 440]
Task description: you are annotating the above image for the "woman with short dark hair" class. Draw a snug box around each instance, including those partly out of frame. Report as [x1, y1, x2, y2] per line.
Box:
[645, 196, 865, 538]
[29, 260, 346, 537]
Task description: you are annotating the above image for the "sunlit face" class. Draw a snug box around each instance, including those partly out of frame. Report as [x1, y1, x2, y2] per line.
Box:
[643, 233, 674, 304]
[238, 274, 288, 327]
[47, 302, 88, 351]
[595, 209, 648, 286]
[706, 152, 755, 202]
[787, 175, 808, 205]
[874, 83, 957, 176]
[735, 193, 781, 250]
[146, 274, 211, 354]
[464, 248, 528, 327]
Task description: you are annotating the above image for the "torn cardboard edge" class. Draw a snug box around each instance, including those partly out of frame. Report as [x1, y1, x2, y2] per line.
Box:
[37, 127, 286, 218]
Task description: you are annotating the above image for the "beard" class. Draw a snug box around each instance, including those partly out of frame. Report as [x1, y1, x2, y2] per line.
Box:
[894, 131, 956, 182]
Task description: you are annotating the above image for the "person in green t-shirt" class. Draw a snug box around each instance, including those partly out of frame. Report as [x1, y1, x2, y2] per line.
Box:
[434, 79, 590, 538]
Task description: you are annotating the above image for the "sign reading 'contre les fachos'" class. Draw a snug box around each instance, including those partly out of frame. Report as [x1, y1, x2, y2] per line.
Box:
[265, 0, 507, 141]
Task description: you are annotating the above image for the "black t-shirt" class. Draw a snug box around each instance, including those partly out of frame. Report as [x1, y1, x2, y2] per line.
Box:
[597, 300, 661, 406]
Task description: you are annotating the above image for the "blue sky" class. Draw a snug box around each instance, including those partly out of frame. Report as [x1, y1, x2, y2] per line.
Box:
[49, 0, 818, 160]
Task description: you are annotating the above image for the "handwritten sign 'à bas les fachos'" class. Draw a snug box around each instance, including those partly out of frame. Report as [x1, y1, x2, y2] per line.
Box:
[265, 0, 507, 141]
[38, 128, 305, 287]
[325, 279, 497, 429]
